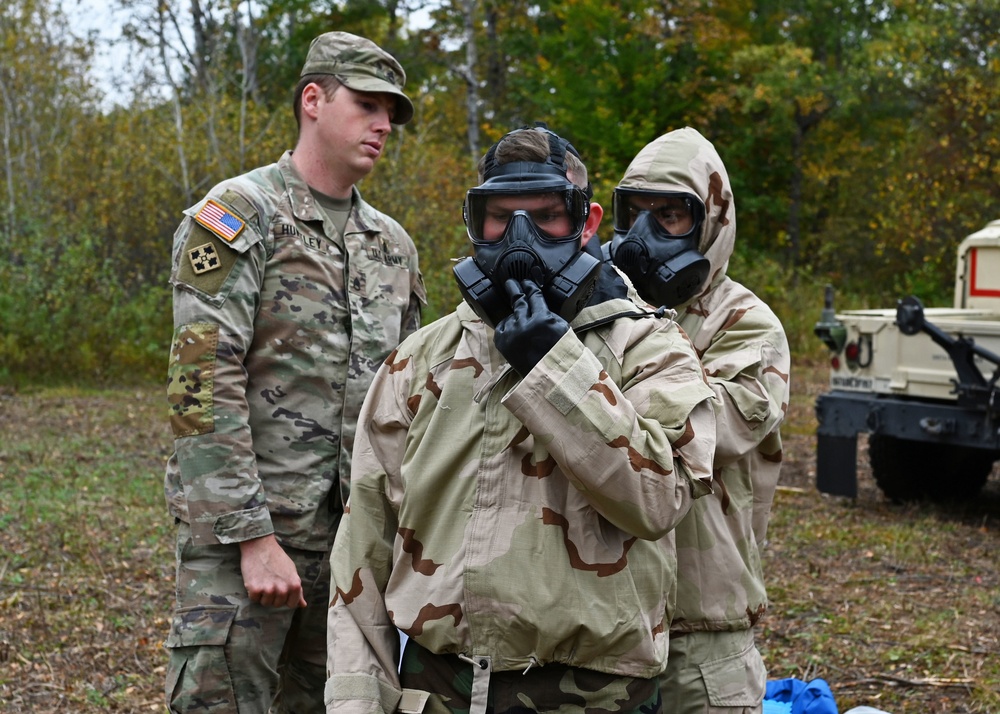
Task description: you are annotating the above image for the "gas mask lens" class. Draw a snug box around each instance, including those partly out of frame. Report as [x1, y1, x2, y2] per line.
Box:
[612, 189, 701, 238]
[464, 186, 589, 244]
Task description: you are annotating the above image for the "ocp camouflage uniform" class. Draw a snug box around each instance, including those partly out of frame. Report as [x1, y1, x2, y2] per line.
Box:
[164, 150, 424, 713]
[325, 293, 717, 714]
[618, 128, 791, 713]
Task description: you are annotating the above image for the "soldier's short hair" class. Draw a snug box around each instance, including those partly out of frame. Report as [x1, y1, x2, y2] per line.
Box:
[477, 127, 589, 191]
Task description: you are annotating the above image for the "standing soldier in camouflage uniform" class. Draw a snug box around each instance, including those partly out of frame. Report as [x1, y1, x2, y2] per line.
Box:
[163, 32, 424, 714]
[606, 127, 791, 713]
[325, 125, 718, 714]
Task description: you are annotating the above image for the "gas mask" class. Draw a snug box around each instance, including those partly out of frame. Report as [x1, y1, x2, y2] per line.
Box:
[608, 188, 710, 309]
[453, 132, 601, 328]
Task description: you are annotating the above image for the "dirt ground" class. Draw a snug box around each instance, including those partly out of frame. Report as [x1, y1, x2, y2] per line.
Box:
[763, 366, 1000, 713]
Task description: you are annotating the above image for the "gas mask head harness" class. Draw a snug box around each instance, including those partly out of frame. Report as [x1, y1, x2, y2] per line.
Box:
[608, 187, 711, 309]
[453, 126, 601, 328]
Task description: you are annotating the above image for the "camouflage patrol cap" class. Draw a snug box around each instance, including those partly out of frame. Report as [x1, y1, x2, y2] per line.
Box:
[301, 31, 414, 125]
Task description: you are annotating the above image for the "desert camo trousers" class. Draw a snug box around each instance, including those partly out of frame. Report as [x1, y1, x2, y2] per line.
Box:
[658, 629, 765, 714]
[164, 522, 330, 714]
[400, 638, 662, 714]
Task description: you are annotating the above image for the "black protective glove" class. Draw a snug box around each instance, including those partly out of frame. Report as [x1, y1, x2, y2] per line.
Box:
[494, 279, 570, 375]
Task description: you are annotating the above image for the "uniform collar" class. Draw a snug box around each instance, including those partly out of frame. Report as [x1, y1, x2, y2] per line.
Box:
[278, 151, 382, 235]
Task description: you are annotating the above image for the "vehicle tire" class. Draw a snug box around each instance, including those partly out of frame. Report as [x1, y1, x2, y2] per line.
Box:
[868, 434, 996, 502]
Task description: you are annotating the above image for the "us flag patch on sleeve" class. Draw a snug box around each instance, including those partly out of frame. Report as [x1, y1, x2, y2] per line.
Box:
[194, 199, 245, 242]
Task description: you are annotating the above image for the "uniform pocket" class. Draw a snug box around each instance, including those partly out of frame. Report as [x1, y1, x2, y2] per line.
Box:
[166, 604, 238, 648]
[166, 323, 219, 438]
[165, 604, 239, 712]
[699, 640, 766, 707]
[718, 379, 771, 425]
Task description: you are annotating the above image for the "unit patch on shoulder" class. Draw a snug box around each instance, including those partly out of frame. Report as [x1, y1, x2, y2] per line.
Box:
[175, 224, 240, 298]
[194, 199, 245, 242]
[188, 243, 221, 274]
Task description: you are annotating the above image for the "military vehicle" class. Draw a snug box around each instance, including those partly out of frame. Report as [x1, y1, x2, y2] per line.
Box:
[813, 220, 1000, 501]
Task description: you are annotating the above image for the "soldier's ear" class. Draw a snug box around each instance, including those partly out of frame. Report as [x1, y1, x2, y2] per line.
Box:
[299, 83, 324, 121]
[582, 202, 604, 243]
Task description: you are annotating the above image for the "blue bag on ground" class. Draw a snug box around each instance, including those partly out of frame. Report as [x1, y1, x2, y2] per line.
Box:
[764, 678, 839, 714]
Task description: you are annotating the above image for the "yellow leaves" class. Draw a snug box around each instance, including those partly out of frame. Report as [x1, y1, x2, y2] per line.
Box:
[797, 91, 829, 116]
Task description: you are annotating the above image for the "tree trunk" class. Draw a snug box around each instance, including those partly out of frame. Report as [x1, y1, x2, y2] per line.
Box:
[461, 0, 480, 165]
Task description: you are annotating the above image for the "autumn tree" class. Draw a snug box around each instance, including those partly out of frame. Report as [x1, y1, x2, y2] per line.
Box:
[0, 0, 97, 243]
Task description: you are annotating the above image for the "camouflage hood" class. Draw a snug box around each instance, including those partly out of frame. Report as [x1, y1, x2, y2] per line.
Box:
[617, 127, 735, 305]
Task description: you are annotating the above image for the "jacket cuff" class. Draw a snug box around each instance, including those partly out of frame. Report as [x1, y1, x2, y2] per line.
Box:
[506, 330, 596, 418]
[325, 673, 401, 714]
[190, 505, 274, 545]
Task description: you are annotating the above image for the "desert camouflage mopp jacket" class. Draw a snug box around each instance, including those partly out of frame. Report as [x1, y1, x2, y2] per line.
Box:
[325, 296, 717, 713]
[618, 127, 791, 633]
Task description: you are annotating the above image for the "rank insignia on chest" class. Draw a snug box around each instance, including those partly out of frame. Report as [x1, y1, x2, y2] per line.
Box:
[194, 199, 245, 242]
[188, 243, 222, 274]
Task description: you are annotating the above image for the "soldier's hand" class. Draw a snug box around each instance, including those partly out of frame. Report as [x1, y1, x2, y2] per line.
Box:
[239, 535, 307, 609]
[494, 279, 569, 375]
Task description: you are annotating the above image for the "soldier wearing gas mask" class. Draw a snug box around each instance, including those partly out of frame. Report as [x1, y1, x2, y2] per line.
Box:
[453, 127, 602, 330]
[326, 126, 719, 714]
[609, 127, 791, 714]
[606, 189, 710, 310]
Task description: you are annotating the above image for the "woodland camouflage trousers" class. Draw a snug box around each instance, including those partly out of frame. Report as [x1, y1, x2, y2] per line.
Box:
[400, 638, 662, 714]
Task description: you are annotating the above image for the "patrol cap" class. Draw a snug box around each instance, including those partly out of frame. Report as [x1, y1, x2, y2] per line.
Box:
[300, 31, 414, 125]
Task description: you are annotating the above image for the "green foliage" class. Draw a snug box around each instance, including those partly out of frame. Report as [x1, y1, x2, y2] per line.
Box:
[2, 0, 1000, 385]
[0, 222, 172, 387]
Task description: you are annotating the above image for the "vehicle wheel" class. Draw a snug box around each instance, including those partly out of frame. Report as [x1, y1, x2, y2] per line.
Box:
[868, 434, 996, 502]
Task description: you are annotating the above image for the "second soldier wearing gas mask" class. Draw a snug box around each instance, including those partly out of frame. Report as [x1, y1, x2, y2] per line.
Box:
[605, 127, 791, 714]
[606, 187, 711, 310]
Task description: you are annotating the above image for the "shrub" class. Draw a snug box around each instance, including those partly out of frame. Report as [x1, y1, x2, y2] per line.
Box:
[0, 223, 171, 387]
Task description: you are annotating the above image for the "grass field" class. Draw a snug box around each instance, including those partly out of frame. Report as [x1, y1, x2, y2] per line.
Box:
[1, 366, 998, 713]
